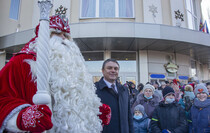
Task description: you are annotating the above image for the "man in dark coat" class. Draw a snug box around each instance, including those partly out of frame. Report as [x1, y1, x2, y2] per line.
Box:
[95, 59, 134, 133]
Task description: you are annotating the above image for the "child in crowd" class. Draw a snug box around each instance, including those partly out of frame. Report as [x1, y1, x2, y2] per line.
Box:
[178, 85, 195, 119]
[189, 84, 210, 133]
[151, 86, 188, 133]
[132, 84, 160, 119]
[133, 104, 150, 133]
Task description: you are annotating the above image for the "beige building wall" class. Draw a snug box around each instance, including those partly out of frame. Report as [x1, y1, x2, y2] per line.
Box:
[0, 0, 208, 82]
[0, 0, 18, 36]
[161, 0, 172, 25]
[0, 0, 199, 36]
[176, 54, 190, 77]
[139, 50, 149, 84]
[0, 0, 34, 36]
[135, 0, 144, 22]
[0, 51, 6, 70]
[196, 61, 202, 81]
[147, 51, 192, 82]
[148, 50, 168, 75]
[202, 64, 209, 81]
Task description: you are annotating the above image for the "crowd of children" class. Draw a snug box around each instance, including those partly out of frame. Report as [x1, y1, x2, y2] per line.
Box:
[125, 79, 210, 133]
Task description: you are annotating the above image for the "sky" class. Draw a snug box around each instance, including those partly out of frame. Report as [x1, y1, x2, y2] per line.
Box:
[201, 0, 210, 27]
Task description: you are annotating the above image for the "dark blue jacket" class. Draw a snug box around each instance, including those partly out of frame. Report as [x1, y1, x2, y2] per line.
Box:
[95, 77, 134, 133]
[133, 114, 150, 133]
[151, 102, 188, 133]
[189, 98, 210, 133]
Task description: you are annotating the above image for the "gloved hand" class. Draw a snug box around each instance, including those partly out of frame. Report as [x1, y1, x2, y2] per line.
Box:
[98, 104, 111, 125]
[17, 105, 53, 132]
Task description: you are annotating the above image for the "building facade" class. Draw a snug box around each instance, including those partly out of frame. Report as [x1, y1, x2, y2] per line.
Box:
[0, 0, 210, 85]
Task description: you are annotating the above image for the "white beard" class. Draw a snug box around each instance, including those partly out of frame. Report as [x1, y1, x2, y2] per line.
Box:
[26, 36, 102, 133]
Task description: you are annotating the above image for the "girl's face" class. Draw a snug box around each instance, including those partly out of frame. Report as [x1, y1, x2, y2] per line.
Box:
[144, 89, 153, 97]
[197, 92, 208, 101]
[134, 110, 142, 116]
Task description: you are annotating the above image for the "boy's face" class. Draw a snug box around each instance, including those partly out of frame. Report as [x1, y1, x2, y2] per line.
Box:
[165, 94, 175, 100]
[134, 110, 142, 116]
[197, 92, 208, 101]
[164, 94, 175, 104]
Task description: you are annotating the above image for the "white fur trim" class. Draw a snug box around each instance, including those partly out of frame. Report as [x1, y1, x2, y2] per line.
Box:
[5, 111, 24, 132]
[24, 59, 37, 83]
[0, 104, 30, 133]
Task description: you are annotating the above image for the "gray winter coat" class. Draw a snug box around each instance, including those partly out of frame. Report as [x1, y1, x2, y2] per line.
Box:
[132, 93, 159, 118]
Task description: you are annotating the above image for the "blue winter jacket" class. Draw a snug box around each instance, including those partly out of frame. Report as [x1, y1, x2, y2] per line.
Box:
[133, 114, 150, 133]
[189, 98, 210, 133]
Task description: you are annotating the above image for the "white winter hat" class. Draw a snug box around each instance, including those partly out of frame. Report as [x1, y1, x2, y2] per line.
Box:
[142, 84, 155, 93]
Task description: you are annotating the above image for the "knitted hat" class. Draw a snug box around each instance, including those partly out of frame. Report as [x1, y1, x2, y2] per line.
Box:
[134, 104, 145, 114]
[184, 85, 193, 92]
[206, 82, 210, 86]
[142, 84, 155, 93]
[194, 83, 209, 96]
[184, 91, 195, 101]
[162, 86, 175, 98]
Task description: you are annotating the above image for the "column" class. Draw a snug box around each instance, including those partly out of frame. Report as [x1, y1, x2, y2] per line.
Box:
[139, 50, 149, 85]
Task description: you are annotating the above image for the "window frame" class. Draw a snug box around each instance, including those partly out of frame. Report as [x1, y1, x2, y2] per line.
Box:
[185, 0, 198, 30]
[9, 0, 21, 20]
[80, 0, 135, 19]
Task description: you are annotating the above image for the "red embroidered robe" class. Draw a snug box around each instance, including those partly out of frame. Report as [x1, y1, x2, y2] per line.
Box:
[0, 53, 37, 128]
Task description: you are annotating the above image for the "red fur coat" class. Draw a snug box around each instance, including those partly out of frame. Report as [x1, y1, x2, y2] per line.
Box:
[0, 54, 37, 128]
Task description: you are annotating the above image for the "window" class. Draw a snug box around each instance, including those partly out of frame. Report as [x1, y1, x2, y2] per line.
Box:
[9, 0, 21, 20]
[81, 0, 134, 18]
[82, 52, 104, 73]
[111, 52, 137, 84]
[81, 0, 96, 18]
[185, 0, 198, 30]
[111, 52, 136, 73]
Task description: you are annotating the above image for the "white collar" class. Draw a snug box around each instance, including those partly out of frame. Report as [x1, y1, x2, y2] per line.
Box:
[103, 78, 118, 92]
[103, 78, 115, 88]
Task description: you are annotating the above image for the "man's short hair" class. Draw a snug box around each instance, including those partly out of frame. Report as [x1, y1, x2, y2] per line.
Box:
[102, 59, 120, 69]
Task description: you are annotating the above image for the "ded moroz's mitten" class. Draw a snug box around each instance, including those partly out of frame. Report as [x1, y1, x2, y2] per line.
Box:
[17, 105, 53, 132]
[98, 104, 111, 125]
